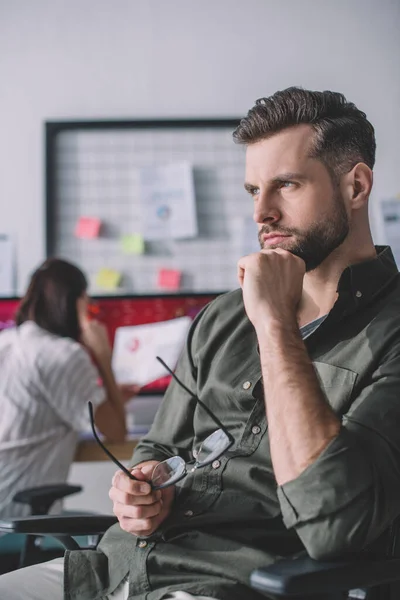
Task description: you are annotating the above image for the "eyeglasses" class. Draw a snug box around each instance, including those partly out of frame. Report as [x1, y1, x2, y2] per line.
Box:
[88, 356, 234, 491]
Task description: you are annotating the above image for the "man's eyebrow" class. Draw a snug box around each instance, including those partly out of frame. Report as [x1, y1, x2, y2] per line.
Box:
[244, 182, 257, 193]
[271, 172, 306, 183]
[244, 172, 307, 192]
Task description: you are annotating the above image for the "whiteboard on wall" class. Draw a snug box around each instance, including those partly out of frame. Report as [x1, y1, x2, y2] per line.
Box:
[45, 118, 259, 294]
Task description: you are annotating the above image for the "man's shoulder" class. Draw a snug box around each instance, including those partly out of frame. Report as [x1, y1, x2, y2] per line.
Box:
[191, 288, 247, 345]
[202, 288, 245, 321]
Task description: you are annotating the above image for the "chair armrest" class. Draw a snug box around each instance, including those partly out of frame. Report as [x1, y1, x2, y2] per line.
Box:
[250, 553, 400, 596]
[13, 484, 82, 515]
[0, 514, 118, 537]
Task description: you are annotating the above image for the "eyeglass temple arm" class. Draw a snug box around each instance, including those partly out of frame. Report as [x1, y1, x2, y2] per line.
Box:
[156, 356, 234, 443]
[88, 401, 138, 481]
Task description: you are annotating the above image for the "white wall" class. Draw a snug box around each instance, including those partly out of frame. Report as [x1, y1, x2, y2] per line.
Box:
[1, 0, 399, 292]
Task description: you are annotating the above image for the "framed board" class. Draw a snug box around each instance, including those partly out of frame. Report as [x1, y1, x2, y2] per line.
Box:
[45, 118, 257, 294]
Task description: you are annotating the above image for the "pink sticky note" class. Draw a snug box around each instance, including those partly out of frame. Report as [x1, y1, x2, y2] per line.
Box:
[157, 268, 182, 290]
[74, 217, 101, 239]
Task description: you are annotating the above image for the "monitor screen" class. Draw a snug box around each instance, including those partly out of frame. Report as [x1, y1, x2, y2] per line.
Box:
[0, 293, 222, 393]
[0, 298, 19, 333]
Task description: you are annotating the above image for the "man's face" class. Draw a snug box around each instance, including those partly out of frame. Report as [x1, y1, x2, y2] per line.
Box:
[244, 125, 349, 272]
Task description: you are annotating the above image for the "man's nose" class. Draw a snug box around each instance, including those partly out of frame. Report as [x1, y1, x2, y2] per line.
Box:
[253, 195, 281, 225]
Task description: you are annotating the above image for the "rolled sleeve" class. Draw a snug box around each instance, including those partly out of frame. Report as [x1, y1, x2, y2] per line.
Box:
[277, 427, 372, 529]
[276, 353, 400, 559]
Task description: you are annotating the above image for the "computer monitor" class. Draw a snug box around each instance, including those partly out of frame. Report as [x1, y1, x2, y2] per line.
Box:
[0, 292, 223, 393]
[0, 298, 19, 333]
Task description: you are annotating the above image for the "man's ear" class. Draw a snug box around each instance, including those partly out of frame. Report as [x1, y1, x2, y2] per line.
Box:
[345, 163, 373, 210]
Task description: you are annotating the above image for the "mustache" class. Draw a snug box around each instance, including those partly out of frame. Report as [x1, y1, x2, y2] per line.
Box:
[259, 225, 298, 237]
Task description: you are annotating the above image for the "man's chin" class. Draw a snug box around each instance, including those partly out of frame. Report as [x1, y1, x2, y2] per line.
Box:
[262, 241, 295, 252]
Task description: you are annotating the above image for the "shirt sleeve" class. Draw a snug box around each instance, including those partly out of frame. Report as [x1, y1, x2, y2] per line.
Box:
[276, 348, 400, 560]
[39, 340, 105, 433]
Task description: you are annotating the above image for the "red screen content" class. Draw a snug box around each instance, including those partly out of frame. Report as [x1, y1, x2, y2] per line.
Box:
[0, 298, 19, 332]
[0, 293, 221, 393]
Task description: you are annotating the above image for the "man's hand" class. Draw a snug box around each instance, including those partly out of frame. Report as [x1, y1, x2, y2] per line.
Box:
[237, 248, 305, 329]
[109, 461, 175, 537]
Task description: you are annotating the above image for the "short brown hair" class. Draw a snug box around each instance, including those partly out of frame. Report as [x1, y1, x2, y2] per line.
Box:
[233, 87, 376, 180]
[16, 258, 87, 341]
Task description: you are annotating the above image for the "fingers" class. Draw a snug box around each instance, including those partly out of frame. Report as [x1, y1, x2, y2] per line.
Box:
[112, 470, 153, 496]
[109, 485, 161, 507]
[110, 467, 164, 535]
[117, 514, 162, 535]
[109, 463, 171, 536]
[112, 498, 163, 522]
[139, 463, 157, 477]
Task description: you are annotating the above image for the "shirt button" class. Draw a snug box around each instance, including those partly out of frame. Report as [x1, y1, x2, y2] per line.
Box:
[242, 381, 252, 390]
[184, 510, 194, 517]
[212, 460, 221, 469]
[355, 290, 362, 298]
[138, 540, 148, 548]
[252, 425, 261, 435]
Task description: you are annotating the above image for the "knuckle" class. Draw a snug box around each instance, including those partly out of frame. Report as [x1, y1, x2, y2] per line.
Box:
[118, 516, 129, 530]
[130, 506, 142, 519]
[153, 501, 162, 515]
[140, 518, 152, 531]
[114, 471, 123, 486]
[120, 491, 131, 505]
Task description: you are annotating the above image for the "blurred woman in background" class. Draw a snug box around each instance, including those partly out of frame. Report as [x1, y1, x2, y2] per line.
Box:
[0, 258, 139, 518]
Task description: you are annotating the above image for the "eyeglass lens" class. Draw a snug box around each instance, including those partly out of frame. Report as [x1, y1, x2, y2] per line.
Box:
[150, 429, 232, 490]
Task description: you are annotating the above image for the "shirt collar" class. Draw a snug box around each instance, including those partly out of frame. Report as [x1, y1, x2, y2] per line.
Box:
[336, 246, 399, 316]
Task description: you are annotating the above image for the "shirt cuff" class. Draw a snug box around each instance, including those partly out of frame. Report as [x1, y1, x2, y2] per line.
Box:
[277, 427, 372, 528]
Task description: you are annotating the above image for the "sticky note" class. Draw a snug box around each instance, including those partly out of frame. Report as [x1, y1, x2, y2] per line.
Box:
[120, 233, 145, 255]
[75, 217, 101, 239]
[95, 268, 122, 290]
[157, 268, 182, 291]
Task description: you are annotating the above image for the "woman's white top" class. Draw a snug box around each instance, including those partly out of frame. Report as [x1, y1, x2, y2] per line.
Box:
[0, 321, 104, 518]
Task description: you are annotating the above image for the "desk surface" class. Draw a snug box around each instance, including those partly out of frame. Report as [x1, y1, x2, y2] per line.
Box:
[74, 439, 138, 462]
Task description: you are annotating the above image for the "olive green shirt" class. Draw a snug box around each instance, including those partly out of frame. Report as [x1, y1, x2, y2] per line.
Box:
[65, 246, 400, 600]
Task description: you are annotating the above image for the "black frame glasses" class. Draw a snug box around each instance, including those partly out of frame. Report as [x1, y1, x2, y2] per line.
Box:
[88, 356, 234, 490]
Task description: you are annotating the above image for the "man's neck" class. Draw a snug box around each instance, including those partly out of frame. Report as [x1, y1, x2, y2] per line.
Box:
[297, 242, 377, 328]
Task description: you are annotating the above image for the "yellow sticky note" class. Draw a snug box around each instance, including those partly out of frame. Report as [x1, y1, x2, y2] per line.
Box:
[95, 268, 122, 290]
[120, 233, 145, 255]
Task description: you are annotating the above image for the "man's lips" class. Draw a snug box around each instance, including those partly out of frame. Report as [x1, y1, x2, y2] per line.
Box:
[263, 234, 291, 245]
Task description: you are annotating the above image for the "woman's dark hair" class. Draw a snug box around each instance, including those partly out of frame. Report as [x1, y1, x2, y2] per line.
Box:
[233, 87, 376, 181]
[16, 258, 87, 341]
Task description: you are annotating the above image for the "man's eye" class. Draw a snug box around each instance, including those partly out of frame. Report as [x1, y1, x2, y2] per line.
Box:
[280, 181, 295, 189]
[248, 187, 260, 196]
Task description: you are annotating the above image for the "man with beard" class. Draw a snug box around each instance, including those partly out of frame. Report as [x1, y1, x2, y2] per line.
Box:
[2, 87, 400, 600]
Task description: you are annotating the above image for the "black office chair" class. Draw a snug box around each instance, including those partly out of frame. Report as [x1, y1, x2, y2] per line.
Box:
[0, 484, 83, 572]
[1, 513, 400, 599]
[0, 513, 117, 549]
[250, 514, 400, 599]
